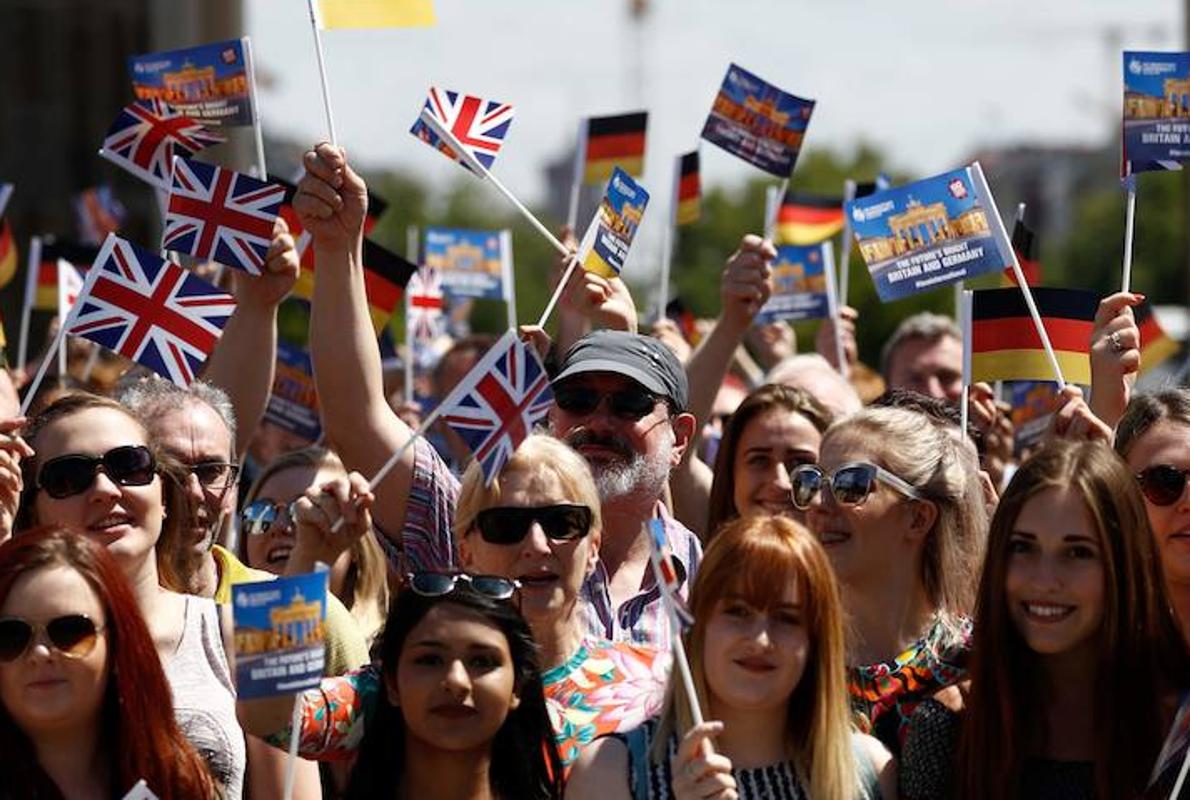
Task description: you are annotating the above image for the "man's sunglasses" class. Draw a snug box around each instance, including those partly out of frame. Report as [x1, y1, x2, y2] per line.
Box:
[405, 571, 520, 602]
[474, 504, 593, 545]
[1136, 464, 1190, 507]
[181, 461, 240, 496]
[36, 445, 156, 500]
[0, 614, 104, 663]
[790, 462, 924, 510]
[553, 385, 666, 421]
[240, 498, 296, 537]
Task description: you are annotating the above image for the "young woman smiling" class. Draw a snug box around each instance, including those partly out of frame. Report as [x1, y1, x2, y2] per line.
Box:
[566, 514, 895, 800]
[900, 440, 1190, 799]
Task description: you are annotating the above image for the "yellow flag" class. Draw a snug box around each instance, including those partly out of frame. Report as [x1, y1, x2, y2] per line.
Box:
[318, 0, 435, 28]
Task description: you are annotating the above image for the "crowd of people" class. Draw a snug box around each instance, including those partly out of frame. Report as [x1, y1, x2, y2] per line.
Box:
[0, 139, 1187, 799]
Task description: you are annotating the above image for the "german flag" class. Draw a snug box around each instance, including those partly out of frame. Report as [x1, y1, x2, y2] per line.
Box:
[1002, 218, 1041, 287]
[969, 287, 1097, 385]
[27, 240, 98, 312]
[0, 219, 16, 291]
[292, 238, 415, 334]
[1136, 300, 1179, 374]
[581, 112, 647, 184]
[674, 151, 700, 226]
[775, 191, 844, 245]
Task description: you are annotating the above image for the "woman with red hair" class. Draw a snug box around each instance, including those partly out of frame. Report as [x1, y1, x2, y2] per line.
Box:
[0, 526, 216, 798]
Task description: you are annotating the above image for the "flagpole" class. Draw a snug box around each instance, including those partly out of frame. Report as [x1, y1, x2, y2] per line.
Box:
[305, 0, 339, 146]
[500, 229, 517, 329]
[970, 164, 1067, 388]
[281, 694, 303, 800]
[417, 110, 568, 256]
[646, 526, 704, 727]
[404, 225, 418, 406]
[536, 255, 580, 329]
[565, 121, 585, 232]
[838, 179, 857, 308]
[17, 235, 41, 371]
[21, 325, 66, 416]
[657, 155, 680, 321]
[959, 290, 972, 435]
[822, 243, 847, 379]
[764, 178, 789, 241]
[242, 36, 269, 178]
[1122, 174, 1137, 293]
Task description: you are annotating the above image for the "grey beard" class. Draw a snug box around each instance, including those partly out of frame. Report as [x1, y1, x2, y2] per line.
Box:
[591, 442, 672, 504]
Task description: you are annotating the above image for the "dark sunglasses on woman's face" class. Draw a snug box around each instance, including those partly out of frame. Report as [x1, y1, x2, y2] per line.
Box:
[474, 504, 593, 545]
[405, 571, 521, 601]
[0, 614, 104, 662]
[552, 384, 664, 421]
[239, 498, 296, 537]
[36, 445, 156, 500]
[1136, 464, 1190, 507]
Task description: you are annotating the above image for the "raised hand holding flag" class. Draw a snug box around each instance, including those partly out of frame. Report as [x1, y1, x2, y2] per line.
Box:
[98, 100, 225, 190]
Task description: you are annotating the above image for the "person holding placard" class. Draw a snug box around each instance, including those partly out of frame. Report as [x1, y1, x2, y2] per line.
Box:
[794, 405, 987, 756]
[899, 440, 1190, 799]
[565, 515, 895, 800]
[0, 527, 217, 799]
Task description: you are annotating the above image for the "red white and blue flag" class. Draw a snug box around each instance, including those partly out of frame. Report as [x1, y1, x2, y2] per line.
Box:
[440, 331, 552, 484]
[163, 157, 284, 275]
[648, 519, 695, 628]
[411, 87, 515, 173]
[98, 100, 225, 190]
[406, 265, 445, 341]
[64, 234, 235, 387]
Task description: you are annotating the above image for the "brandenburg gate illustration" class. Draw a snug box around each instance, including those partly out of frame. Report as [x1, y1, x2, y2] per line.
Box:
[235, 591, 325, 656]
[857, 199, 989, 263]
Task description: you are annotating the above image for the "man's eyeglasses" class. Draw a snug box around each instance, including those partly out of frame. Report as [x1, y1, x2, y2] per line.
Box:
[405, 571, 520, 602]
[474, 504, 593, 545]
[181, 461, 239, 498]
[553, 384, 667, 421]
[1136, 464, 1190, 507]
[37, 446, 157, 499]
[790, 462, 924, 510]
[0, 614, 104, 663]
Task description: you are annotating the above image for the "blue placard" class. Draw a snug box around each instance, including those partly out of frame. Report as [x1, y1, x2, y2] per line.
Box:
[232, 571, 328, 699]
[756, 243, 834, 323]
[128, 39, 254, 127]
[1123, 51, 1190, 166]
[263, 341, 322, 443]
[700, 64, 815, 177]
[845, 164, 1011, 302]
[580, 167, 650, 278]
[423, 227, 506, 300]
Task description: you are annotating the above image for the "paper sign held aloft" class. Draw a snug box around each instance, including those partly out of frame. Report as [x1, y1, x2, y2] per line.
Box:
[578, 167, 650, 278]
[232, 571, 328, 699]
[700, 64, 815, 177]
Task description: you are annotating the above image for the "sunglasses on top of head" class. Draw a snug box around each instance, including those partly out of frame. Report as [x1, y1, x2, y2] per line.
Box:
[552, 384, 668, 421]
[36, 445, 157, 500]
[1135, 464, 1190, 507]
[0, 614, 104, 663]
[473, 504, 593, 545]
[404, 571, 521, 602]
[789, 462, 924, 511]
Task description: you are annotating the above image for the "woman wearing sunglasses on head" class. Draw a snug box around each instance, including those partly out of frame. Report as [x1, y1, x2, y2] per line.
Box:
[899, 440, 1190, 799]
[0, 526, 217, 798]
[796, 405, 986, 757]
[1115, 388, 1190, 646]
[240, 446, 390, 647]
[241, 435, 667, 773]
[14, 394, 248, 798]
[567, 514, 896, 800]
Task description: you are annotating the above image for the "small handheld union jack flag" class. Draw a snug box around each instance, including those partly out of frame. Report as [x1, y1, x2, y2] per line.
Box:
[440, 331, 552, 485]
[163, 157, 285, 275]
[648, 519, 695, 629]
[64, 234, 235, 387]
[98, 100, 225, 190]
[411, 87, 514, 174]
[406, 265, 445, 341]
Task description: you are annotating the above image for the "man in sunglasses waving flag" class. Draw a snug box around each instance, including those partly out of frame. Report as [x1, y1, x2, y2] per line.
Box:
[298, 142, 701, 650]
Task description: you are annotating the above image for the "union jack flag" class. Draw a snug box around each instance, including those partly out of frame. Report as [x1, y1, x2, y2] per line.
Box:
[63, 235, 235, 387]
[98, 100, 225, 190]
[440, 331, 552, 484]
[648, 519, 695, 628]
[410, 87, 515, 173]
[406, 265, 445, 341]
[163, 157, 285, 275]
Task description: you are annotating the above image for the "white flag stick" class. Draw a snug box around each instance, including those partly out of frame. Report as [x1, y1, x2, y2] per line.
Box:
[1122, 176, 1137, 293]
[647, 537, 703, 727]
[838, 179, 857, 308]
[404, 225, 418, 405]
[501, 229, 517, 330]
[566, 122, 586, 232]
[822, 243, 847, 379]
[17, 235, 42, 371]
[21, 325, 65, 417]
[281, 694, 303, 800]
[536, 255, 580, 330]
[959, 290, 973, 435]
[243, 36, 269, 178]
[657, 155, 681, 320]
[304, 0, 339, 146]
[418, 109, 568, 257]
[764, 178, 789, 242]
[1169, 744, 1190, 800]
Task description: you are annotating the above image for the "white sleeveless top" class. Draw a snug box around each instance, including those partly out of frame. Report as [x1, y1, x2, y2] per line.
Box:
[163, 595, 246, 799]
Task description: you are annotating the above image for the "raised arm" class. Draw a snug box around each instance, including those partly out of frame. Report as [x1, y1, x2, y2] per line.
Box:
[1089, 291, 1143, 430]
[202, 217, 300, 459]
[295, 144, 421, 541]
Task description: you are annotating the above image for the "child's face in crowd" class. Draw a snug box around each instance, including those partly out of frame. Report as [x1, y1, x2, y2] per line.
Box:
[732, 408, 820, 524]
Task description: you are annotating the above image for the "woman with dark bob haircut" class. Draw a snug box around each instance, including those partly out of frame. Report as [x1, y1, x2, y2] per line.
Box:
[0, 527, 216, 798]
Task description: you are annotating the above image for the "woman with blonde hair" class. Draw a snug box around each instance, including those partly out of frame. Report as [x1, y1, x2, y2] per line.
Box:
[240, 446, 389, 643]
[794, 404, 986, 755]
[566, 514, 895, 799]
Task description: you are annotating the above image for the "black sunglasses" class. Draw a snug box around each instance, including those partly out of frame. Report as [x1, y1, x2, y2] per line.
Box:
[1136, 464, 1190, 507]
[790, 462, 924, 511]
[553, 384, 666, 421]
[240, 498, 296, 537]
[37, 445, 156, 499]
[405, 571, 520, 601]
[0, 614, 104, 663]
[474, 504, 593, 545]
